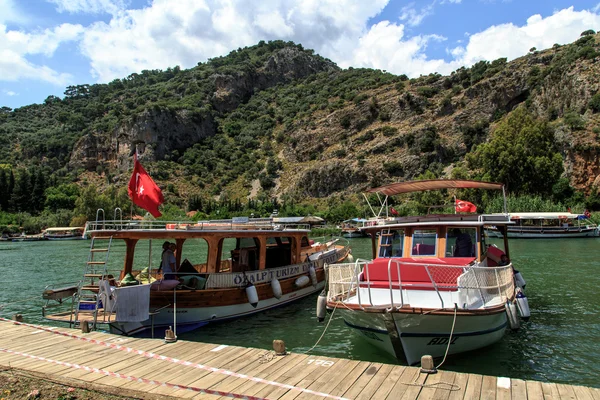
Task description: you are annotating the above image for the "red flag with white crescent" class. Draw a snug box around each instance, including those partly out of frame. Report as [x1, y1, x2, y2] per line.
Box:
[127, 153, 164, 217]
[455, 199, 477, 213]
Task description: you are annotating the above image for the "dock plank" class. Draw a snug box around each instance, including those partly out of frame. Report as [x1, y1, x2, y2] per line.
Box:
[556, 382, 577, 400]
[541, 382, 561, 400]
[208, 352, 305, 399]
[447, 371, 468, 400]
[211, 353, 308, 400]
[511, 378, 527, 400]
[572, 385, 596, 400]
[480, 374, 496, 400]
[430, 370, 458, 400]
[368, 365, 407, 400]
[525, 380, 544, 400]
[463, 374, 483, 399]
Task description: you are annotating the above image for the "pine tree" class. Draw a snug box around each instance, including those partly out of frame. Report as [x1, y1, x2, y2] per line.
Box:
[0, 169, 6, 211]
[10, 169, 32, 213]
[31, 168, 46, 213]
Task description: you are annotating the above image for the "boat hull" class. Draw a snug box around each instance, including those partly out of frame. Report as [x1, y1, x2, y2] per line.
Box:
[338, 307, 507, 365]
[110, 280, 324, 336]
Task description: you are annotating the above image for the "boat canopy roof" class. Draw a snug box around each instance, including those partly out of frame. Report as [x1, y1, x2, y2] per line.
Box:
[509, 212, 587, 220]
[44, 227, 84, 232]
[366, 179, 504, 196]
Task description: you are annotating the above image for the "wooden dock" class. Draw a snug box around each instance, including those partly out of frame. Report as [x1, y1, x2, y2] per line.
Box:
[0, 319, 597, 400]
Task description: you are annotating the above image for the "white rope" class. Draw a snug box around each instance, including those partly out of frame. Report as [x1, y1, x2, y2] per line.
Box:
[436, 303, 458, 370]
[304, 304, 337, 354]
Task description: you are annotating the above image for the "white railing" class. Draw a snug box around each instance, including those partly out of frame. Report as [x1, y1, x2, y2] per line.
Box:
[327, 259, 515, 310]
[84, 218, 311, 233]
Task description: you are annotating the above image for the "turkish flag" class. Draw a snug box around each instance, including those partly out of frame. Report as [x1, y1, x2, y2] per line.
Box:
[455, 199, 477, 213]
[128, 154, 164, 217]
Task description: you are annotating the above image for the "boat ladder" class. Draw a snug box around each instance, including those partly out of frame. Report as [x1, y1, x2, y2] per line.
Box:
[73, 234, 114, 330]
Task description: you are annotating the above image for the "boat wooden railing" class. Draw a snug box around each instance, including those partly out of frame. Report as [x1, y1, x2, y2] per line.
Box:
[327, 260, 515, 310]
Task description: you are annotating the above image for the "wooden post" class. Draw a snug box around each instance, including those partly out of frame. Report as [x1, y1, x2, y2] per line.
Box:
[81, 320, 90, 333]
[273, 339, 286, 355]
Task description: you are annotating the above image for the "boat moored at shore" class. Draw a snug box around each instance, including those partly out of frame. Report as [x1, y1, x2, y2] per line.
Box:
[326, 179, 528, 366]
[43, 227, 86, 240]
[43, 216, 350, 337]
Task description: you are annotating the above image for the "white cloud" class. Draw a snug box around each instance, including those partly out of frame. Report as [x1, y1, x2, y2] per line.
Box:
[3, 0, 600, 94]
[47, 0, 128, 15]
[592, 2, 600, 13]
[450, 7, 600, 66]
[350, 21, 460, 77]
[0, 0, 29, 25]
[0, 23, 83, 85]
[399, 2, 435, 27]
[2, 89, 17, 96]
[79, 0, 389, 82]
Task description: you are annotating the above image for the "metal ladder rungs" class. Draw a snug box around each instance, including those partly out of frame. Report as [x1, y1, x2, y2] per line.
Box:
[87, 261, 106, 265]
[90, 248, 109, 252]
[84, 274, 103, 278]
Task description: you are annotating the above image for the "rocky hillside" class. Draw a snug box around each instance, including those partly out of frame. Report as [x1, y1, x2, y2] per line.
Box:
[1, 34, 599, 212]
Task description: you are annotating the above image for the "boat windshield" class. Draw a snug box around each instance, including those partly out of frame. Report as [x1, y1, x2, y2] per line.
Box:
[411, 229, 437, 256]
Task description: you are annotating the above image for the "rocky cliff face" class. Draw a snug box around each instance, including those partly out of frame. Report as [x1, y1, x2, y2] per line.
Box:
[67, 36, 600, 200]
[69, 47, 338, 170]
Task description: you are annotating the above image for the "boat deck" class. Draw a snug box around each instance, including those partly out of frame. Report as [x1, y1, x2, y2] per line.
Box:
[0, 318, 597, 399]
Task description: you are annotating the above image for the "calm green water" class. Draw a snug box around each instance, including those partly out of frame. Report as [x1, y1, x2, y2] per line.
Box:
[0, 237, 599, 387]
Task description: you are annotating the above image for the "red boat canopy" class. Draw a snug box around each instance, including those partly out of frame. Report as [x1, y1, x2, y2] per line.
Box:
[366, 179, 504, 196]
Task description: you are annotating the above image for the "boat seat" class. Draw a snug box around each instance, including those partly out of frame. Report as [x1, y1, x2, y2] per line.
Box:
[361, 257, 474, 289]
[359, 281, 458, 291]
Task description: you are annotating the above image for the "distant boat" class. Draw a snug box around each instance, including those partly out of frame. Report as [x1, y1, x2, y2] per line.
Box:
[43, 227, 86, 240]
[485, 212, 598, 239]
[341, 218, 368, 238]
[12, 233, 46, 242]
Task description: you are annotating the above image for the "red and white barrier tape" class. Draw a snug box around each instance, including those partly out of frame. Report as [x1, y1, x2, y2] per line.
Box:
[0, 318, 348, 400]
[0, 347, 265, 400]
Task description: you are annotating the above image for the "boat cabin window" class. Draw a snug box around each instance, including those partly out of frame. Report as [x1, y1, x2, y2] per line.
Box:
[378, 229, 405, 258]
[224, 237, 259, 272]
[179, 238, 209, 274]
[265, 236, 292, 268]
[411, 229, 437, 256]
[301, 236, 310, 247]
[447, 227, 476, 257]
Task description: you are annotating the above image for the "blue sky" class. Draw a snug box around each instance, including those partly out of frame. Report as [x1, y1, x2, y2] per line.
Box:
[1, 0, 600, 109]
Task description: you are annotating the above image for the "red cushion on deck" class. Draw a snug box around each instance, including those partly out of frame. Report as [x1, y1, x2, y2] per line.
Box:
[362, 257, 474, 286]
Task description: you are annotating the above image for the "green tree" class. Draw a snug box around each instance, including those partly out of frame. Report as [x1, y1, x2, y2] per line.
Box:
[45, 184, 80, 211]
[0, 169, 7, 211]
[31, 167, 46, 213]
[10, 169, 32, 212]
[467, 107, 563, 195]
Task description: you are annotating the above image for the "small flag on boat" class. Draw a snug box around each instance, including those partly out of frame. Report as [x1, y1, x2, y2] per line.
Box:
[455, 199, 477, 213]
[128, 153, 164, 218]
[584, 209, 591, 218]
[390, 207, 399, 216]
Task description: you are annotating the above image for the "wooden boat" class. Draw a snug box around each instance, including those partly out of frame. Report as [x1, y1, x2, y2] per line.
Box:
[43, 227, 86, 240]
[12, 233, 46, 242]
[341, 218, 368, 238]
[43, 216, 351, 337]
[485, 212, 598, 238]
[325, 180, 529, 366]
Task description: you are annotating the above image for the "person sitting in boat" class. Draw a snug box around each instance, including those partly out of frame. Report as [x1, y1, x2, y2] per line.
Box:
[452, 228, 473, 257]
[160, 241, 177, 280]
